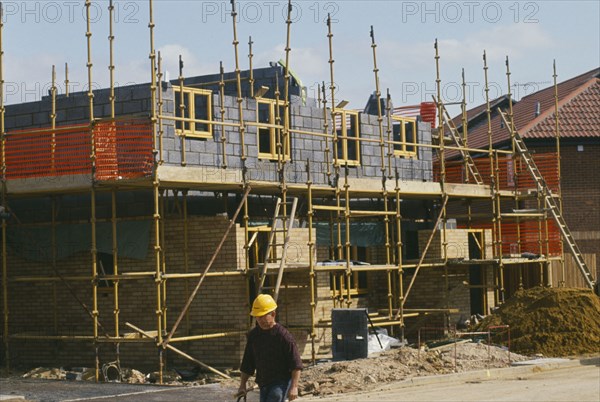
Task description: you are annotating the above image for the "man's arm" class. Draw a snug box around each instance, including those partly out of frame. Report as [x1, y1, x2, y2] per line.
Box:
[287, 369, 301, 401]
[237, 371, 251, 397]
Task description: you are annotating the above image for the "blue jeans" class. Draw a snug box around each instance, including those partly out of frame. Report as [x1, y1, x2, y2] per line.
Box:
[259, 379, 291, 402]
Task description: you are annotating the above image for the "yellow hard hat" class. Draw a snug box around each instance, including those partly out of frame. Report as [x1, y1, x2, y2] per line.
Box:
[250, 294, 277, 317]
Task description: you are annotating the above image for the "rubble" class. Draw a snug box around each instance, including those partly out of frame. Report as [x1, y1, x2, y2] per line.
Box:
[297, 342, 529, 397]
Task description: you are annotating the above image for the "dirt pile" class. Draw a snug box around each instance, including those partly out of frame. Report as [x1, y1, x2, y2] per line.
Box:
[298, 342, 527, 397]
[474, 287, 600, 357]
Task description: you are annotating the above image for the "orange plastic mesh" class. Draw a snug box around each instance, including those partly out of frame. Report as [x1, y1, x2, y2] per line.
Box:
[5, 124, 92, 179]
[435, 152, 559, 192]
[4, 119, 153, 181]
[94, 119, 153, 180]
[515, 153, 560, 193]
[460, 220, 561, 257]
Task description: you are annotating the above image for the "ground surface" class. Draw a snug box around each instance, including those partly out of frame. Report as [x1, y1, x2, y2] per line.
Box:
[1, 358, 598, 401]
[2, 287, 598, 401]
[301, 361, 600, 402]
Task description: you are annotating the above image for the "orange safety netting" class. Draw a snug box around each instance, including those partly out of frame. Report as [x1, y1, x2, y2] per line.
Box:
[3, 119, 153, 181]
[515, 153, 560, 193]
[461, 220, 562, 257]
[94, 119, 153, 181]
[435, 153, 559, 192]
[4, 124, 92, 179]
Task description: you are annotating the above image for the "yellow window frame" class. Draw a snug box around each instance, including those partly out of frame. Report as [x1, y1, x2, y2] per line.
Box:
[392, 116, 418, 158]
[256, 98, 290, 160]
[334, 110, 361, 166]
[174, 86, 213, 138]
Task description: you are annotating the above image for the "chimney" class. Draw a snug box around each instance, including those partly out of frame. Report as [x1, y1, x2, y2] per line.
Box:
[534, 101, 541, 117]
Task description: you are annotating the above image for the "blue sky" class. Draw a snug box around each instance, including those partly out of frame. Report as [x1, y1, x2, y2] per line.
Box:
[3, 0, 599, 115]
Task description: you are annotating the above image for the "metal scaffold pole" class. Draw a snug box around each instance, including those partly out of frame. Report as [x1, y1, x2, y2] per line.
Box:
[64, 62, 70, 97]
[108, 0, 122, 367]
[369, 26, 386, 176]
[343, 166, 351, 307]
[230, 0, 247, 168]
[434, 40, 450, 323]
[321, 82, 332, 183]
[553, 60, 566, 287]
[384, 185, 393, 317]
[182, 190, 191, 335]
[51, 66, 56, 172]
[306, 160, 317, 364]
[178, 55, 187, 167]
[160, 190, 168, 335]
[483, 51, 499, 303]
[394, 169, 405, 334]
[385, 89, 393, 178]
[434, 39, 446, 186]
[162, 186, 252, 348]
[157, 52, 164, 164]
[108, 0, 116, 120]
[326, 14, 340, 174]
[461, 68, 469, 182]
[219, 61, 227, 169]
[317, 82, 331, 184]
[248, 36, 254, 98]
[229, 1, 251, 285]
[282, 0, 293, 168]
[49, 67, 59, 356]
[147, 0, 164, 383]
[0, 0, 9, 372]
[83, 0, 102, 382]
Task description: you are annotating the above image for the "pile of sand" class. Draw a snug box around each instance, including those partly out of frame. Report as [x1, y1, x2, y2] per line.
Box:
[475, 287, 600, 357]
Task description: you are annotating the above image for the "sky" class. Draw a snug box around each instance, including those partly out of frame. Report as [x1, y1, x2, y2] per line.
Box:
[2, 0, 599, 116]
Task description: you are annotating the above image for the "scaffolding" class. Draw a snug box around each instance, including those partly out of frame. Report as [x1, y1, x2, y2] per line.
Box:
[0, 0, 594, 384]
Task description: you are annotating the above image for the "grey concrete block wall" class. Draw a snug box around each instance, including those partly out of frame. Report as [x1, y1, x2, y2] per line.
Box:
[5, 70, 434, 186]
[5, 83, 158, 131]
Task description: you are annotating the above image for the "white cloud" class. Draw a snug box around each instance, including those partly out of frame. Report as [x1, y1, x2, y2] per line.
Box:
[254, 44, 327, 83]
[380, 24, 553, 71]
[157, 44, 216, 82]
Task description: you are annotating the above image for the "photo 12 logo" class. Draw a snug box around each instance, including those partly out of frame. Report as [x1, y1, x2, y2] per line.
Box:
[1, 1, 141, 24]
[400, 1, 540, 24]
[201, 1, 341, 24]
[399, 80, 541, 104]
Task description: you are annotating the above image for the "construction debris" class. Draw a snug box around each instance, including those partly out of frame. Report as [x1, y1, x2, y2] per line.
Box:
[21, 366, 211, 386]
[474, 287, 600, 357]
[297, 342, 528, 397]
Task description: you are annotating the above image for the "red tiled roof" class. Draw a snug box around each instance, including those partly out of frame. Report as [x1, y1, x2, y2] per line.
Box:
[451, 67, 600, 156]
[523, 78, 600, 139]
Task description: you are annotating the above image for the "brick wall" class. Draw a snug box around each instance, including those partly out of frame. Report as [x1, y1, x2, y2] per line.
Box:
[403, 267, 471, 330]
[529, 143, 600, 285]
[1, 214, 250, 370]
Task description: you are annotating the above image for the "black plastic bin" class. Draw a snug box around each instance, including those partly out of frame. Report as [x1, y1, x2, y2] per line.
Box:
[331, 308, 368, 361]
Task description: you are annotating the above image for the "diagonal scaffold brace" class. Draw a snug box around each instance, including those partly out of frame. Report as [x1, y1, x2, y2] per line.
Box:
[394, 195, 449, 320]
[162, 185, 252, 349]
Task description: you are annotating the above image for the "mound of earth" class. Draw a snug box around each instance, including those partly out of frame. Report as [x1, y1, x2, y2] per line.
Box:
[298, 342, 527, 397]
[474, 287, 600, 357]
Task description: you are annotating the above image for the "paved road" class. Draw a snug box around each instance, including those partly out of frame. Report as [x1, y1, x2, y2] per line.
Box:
[301, 363, 600, 402]
[0, 379, 258, 402]
[1, 360, 598, 401]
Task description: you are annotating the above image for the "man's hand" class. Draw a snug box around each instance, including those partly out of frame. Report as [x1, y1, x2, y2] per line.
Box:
[235, 385, 247, 398]
[237, 371, 251, 398]
[288, 385, 299, 400]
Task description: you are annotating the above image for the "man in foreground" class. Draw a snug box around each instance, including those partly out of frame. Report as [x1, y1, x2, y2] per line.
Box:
[238, 294, 303, 402]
